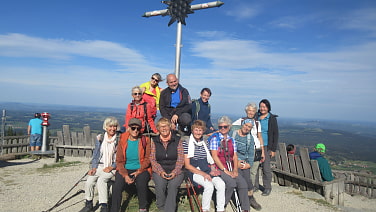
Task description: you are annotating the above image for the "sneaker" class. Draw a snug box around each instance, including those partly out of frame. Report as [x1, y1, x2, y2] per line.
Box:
[261, 188, 272, 196]
[249, 196, 262, 211]
[79, 200, 93, 212]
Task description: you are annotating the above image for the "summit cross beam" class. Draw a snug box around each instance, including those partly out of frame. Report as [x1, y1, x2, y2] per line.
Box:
[143, 1, 224, 79]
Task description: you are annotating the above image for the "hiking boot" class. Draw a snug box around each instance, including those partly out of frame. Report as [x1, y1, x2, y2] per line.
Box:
[79, 200, 93, 212]
[100, 204, 109, 212]
[249, 195, 262, 211]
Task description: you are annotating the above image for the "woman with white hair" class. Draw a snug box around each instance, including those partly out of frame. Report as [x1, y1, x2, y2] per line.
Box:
[242, 102, 265, 193]
[209, 116, 250, 212]
[79, 117, 120, 212]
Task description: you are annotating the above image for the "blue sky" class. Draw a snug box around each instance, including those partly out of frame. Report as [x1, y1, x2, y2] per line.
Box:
[0, 0, 375, 122]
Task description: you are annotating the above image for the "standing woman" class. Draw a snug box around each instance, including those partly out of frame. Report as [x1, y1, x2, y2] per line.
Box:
[111, 118, 151, 212]
[150, 118, 185, 212]
[79, 117, 119, 212]
[125, 86, 158, 134]
[209, 116, 250, 212]
[184, 120, 225, 212]
[140, 73, 163, 118]
[258, 99, 279, 196]
[243, 102, 265, 192]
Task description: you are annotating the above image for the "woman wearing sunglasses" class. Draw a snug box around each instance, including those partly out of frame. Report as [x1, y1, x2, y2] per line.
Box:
[150, 117, 185, 212]
[124, 86, 158, 134]
[209, 116, 250, 212]
[111, 118, 151, 212]
[140, 73, 163, 119]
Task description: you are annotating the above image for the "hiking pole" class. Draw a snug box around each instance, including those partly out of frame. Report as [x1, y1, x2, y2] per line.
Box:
[186, 179, 195, 212]
[42, 171, 88, 212]
[187, 177, 202, 212]
[227, 161, 242, 212]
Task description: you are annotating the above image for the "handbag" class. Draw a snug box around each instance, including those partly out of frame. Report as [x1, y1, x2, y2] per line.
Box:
[254, 149, 262, 161]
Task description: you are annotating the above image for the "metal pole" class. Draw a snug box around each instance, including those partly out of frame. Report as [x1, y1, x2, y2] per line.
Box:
[42, 125, 47, 152]
[175, 22, 182, 79]
[1, 109, 5, 155]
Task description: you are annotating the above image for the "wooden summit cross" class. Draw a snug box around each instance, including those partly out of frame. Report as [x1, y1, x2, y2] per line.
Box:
[143, 0, 224, 79]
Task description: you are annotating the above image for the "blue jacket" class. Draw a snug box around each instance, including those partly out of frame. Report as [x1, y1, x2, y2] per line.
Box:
[91, 135, 117, 169]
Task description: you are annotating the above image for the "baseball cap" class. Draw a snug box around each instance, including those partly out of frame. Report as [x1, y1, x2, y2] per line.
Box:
[128, 118, 142, 127]
[315, 143, 326, 153]
[242, 118, 255, 126]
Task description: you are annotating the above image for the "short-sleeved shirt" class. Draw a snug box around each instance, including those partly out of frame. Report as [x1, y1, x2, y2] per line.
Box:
[28, 118, 43, 134]
[209, 132, 237, 152]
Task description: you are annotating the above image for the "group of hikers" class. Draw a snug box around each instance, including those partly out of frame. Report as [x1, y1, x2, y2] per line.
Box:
[75, 73, 333, 212]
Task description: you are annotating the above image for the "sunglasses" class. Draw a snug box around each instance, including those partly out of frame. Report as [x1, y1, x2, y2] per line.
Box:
[151, 77, 160, 82]
[130, 126, 140, 131]
[132, 93, 142, 96]
[218, 125, 229, 129]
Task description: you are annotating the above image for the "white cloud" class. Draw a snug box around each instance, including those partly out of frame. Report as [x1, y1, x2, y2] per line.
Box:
[225, 3, 261, 20]
[338, 8, 376, 36]
[0, 33, 147, 66]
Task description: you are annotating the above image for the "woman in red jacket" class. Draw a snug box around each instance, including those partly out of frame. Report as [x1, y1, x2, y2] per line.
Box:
[111, 118, 151, 212]
[124, 86, 158, 134]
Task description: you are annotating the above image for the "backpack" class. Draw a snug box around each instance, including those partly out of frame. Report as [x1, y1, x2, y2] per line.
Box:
[130, 102, 152, 133]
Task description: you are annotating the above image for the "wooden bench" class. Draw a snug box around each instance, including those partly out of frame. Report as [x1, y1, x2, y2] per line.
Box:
[272, 143, 345, 205]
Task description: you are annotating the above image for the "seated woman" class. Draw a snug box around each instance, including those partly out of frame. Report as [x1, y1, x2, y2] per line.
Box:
[183, 120, 225, 212]
[124, 86, 158, 134]
[232, 119, 261, 210]
[150, 117, 185, 212]
[140, 73, 164, 119]
[79, 117, 120, 212]
[209, 116, 250, 212]
[111, 118, 151, 212]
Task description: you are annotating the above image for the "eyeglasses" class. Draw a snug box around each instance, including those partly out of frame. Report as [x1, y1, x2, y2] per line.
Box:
[218, 125, 229, 129]
[151, 77, 160, 82]
[130, 126, 140, 131]
[132, 93, 142, 96]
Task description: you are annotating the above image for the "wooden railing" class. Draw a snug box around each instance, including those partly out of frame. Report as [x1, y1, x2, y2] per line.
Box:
[333, 171, 376, 199]
[0, 135, 58, 155]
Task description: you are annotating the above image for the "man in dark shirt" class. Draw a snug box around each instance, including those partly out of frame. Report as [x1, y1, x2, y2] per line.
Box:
[159, 74, 192, 135]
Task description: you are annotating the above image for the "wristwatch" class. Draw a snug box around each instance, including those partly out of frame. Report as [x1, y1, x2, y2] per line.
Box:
[222, 167, 226, 171]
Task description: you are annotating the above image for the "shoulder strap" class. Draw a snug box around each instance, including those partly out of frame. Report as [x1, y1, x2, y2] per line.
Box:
[141, 135, 147, 150]
[232, 130, 237, 140]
